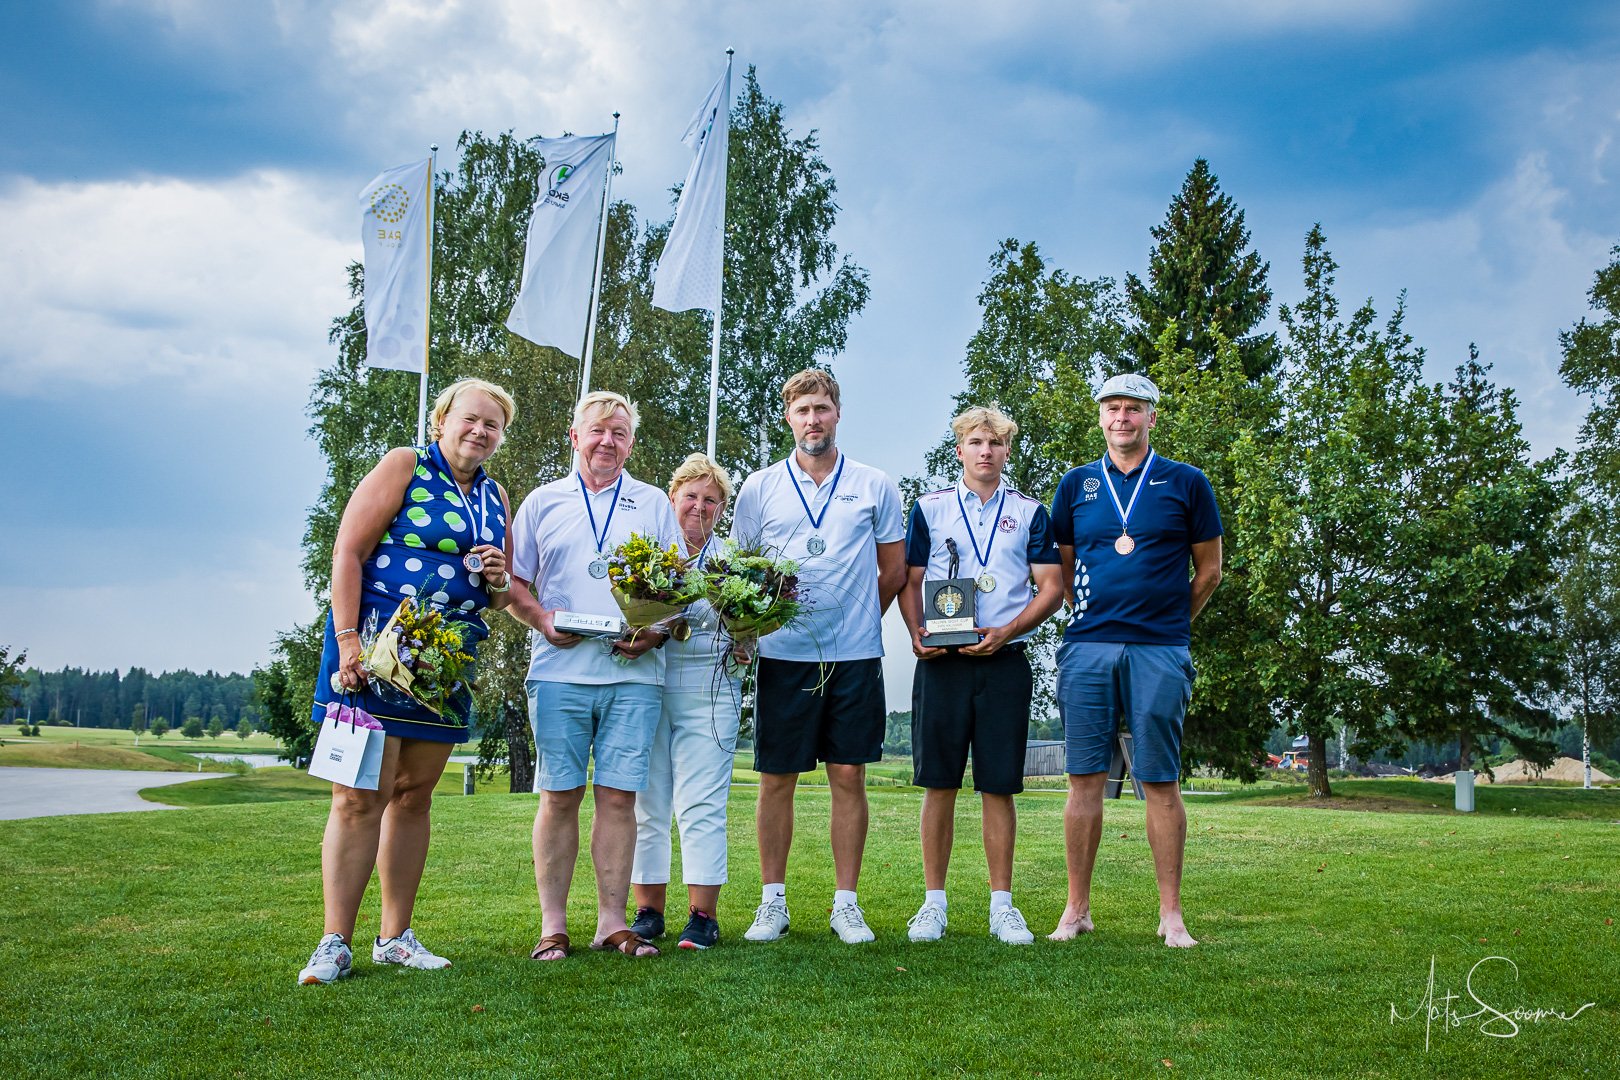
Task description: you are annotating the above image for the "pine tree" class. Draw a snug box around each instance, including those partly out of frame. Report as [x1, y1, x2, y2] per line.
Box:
[1125, 159, 1277, 380]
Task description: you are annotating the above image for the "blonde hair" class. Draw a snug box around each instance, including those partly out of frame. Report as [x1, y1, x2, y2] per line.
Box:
[950, 406, 1018, 446]
[572, 390, 639, 436]
[667, 452, 734, 503]
[428, 378, 517, 441]
[781, 368, 841, 411]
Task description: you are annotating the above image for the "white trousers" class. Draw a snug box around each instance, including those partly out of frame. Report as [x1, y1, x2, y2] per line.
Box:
[632, 689, 740, 886]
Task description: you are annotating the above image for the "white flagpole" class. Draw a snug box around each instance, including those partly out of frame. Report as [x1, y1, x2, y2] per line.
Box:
[705, 50, 733, 459]
[578, 114, 620, 402]
[417, 146, 438, 446]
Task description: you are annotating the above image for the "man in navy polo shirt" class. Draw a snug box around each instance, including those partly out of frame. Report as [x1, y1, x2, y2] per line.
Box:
[1047, 373, 1223, 948]
[900, 406, 1062, 945]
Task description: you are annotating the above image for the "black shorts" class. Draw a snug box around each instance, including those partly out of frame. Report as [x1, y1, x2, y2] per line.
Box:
[911, 645, 1033, 795]
[753, 657, 886, 774]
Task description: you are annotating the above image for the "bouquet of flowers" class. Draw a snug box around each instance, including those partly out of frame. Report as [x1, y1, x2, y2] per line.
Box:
[361, 593, 476, 718]
[606, 532, 706, 627]
[703, 540, 805, 640]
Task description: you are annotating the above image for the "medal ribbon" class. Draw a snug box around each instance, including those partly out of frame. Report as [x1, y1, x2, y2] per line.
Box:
[1099, 450, 1156, 539]
[430, 443, 488, 551]
[578, 472, 625, 556]
[955, 484, 1007, 574]
[787, 452, 846, 533]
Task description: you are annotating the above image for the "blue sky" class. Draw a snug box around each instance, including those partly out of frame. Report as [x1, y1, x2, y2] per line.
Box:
[4, 1, 1618, 698]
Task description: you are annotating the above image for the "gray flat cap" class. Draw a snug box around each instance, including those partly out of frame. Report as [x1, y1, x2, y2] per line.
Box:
[1095, 373, 1160, 404]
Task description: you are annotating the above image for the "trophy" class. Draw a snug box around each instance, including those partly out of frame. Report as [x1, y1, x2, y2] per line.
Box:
[922, 538, 981, 648]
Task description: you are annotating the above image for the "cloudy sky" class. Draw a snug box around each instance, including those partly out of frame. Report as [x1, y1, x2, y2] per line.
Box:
[4, 1, 1618, 702]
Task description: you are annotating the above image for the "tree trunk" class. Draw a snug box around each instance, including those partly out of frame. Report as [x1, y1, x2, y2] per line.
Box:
[1306, 731, 1332, 798]
[504, 700, 534, 794]
[1457, 728, 1474, 772]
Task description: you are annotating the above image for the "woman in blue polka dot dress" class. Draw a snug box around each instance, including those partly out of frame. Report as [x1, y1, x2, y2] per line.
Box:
[299, 378, 517, 986]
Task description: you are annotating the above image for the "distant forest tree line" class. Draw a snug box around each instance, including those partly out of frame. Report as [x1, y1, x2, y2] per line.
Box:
[2, 664, 259, 735]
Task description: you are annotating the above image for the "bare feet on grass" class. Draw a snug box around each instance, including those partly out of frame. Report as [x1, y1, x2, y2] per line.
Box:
[1048, 908, 1095, 941]
[1157, 914, 1197, 948]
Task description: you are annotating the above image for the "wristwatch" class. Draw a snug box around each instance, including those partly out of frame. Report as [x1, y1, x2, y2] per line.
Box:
[488, 572, 511, 593]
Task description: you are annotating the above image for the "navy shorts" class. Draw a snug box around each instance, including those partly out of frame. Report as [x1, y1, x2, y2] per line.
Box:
[1055, 641, 1194, 783]
[753, 657, 885, 774]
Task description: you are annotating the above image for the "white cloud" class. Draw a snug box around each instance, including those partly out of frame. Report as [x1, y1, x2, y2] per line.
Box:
[0, 172, 354, 398]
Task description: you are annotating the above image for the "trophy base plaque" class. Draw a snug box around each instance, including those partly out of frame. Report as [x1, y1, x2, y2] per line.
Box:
[554, 611, 627, 639]
[922, 577, 981, 648]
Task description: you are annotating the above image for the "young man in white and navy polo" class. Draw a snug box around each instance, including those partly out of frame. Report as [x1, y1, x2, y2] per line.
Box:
[730, 368, 907, 944]
[507, 390, 683, 961]
[1047, 373, 1223, 949]
[900, 406, 1062, 945]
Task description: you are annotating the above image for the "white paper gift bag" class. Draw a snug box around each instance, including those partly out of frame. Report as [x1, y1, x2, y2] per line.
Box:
[308, 700, 386, 790]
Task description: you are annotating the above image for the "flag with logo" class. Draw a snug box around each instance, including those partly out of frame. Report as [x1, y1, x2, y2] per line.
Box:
[506, 133, 616, 358]
[652, 63, 732, 313]
[359, 159, 433, 373]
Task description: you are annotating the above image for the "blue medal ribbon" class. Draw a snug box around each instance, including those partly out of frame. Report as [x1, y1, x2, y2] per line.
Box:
[1099, 449, 1155, 540]
[787, 452, 846, 534]
[954, 483, 1007, 576]
[579, 472, 625, 557]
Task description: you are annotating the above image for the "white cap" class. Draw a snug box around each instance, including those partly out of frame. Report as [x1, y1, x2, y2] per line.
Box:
[1095, 373, 1160, 405]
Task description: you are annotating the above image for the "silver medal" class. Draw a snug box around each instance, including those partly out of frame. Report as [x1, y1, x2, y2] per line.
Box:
[588, 558, 610, 579]
[806, 535, 826, 556]
[975, 573, 996, 594]
[1114, 533, 1136, 556]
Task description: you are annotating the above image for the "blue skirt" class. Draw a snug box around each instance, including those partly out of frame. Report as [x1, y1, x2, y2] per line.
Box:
[310, 603, 478, 744]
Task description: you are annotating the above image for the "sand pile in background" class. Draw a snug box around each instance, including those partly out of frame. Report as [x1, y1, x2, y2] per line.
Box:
[1428, 756, 1612, 784]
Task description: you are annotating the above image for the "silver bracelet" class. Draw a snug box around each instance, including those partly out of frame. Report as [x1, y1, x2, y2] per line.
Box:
[335, 627, 358, 638]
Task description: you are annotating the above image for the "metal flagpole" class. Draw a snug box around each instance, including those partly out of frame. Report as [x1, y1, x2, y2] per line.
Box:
[579, 114, 620, 403]
[705, 50, 733, 460]
[417, 146, 438, 446]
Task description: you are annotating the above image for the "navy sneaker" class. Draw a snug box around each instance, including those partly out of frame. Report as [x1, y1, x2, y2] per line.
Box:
[630, 906, 665, 941]
[678, 908, 720, 950]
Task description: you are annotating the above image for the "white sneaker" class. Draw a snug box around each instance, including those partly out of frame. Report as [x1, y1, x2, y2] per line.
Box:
[372, 928, 452, 969]
[744, 897, 791, 942]
[298, 933, 352, 985]
[830, 902, 876, 944]
[990, 906, 1035, 945]
[907, 902, 948, 942]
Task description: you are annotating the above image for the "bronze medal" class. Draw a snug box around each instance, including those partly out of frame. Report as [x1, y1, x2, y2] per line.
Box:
[1114, 533, 1136, 556]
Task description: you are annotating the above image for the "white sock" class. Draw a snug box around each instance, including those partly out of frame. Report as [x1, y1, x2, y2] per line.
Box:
[762, 883, 786, 903]
[990, 890, 1013, 913]
[833, 889, 858, 909]
[925, 889, 947, 910]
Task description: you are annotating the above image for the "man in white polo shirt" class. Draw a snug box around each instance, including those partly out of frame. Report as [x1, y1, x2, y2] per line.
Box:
[730, 368, 907, 944]
[507, 390, 683, 961]
[900, 406, 1062, 945]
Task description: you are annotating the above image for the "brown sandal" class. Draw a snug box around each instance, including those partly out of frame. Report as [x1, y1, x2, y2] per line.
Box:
[530, 933, 570, 961]
[591, 929, 658, 957]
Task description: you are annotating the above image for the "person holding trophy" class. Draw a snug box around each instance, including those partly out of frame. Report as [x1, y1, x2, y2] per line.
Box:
[899, 406, 1061, 945]
[507, 390, 682, 961]
[299, 378, 517, 985]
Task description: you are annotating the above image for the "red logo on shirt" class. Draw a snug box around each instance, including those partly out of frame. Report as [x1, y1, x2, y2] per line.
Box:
[998, 515, 1018, 533]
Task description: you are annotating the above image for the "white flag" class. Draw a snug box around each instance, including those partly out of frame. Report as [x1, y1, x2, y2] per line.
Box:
[652, 63, 732, 313]
[359, 159, 433, 373]
[506, 133, 616, 358]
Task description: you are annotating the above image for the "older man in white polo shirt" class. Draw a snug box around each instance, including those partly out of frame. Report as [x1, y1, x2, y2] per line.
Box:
[900, 405, 1062, 945]
[730, 368, 907, 945]
[508, 390, 683, 961]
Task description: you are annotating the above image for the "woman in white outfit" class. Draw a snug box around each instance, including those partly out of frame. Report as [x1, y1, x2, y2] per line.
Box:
[629, 453, 745, 949]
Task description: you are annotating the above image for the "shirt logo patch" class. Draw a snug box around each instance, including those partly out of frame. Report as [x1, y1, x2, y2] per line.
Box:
[998, 515, 1018, 533]
[1083, 477, 1101, 493]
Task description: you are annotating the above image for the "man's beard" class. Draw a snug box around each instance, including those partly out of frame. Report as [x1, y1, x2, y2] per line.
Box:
[798, 433, 834, 456]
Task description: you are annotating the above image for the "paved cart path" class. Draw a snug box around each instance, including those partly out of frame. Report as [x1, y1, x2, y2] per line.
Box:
[0, 766, 231, 821]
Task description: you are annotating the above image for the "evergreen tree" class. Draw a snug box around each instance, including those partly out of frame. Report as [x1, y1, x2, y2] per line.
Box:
[1125, 159, 1277, 380]
[1385, 347, 1565, 770]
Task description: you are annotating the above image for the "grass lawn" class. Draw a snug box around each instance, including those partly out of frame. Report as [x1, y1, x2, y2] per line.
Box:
[4, 723, 285, 753]
[141, 766, 472, 807]
[0, 741, 195, 771]
[2, 783, 1614, 1078]
[1221, 777, 1620, 820]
